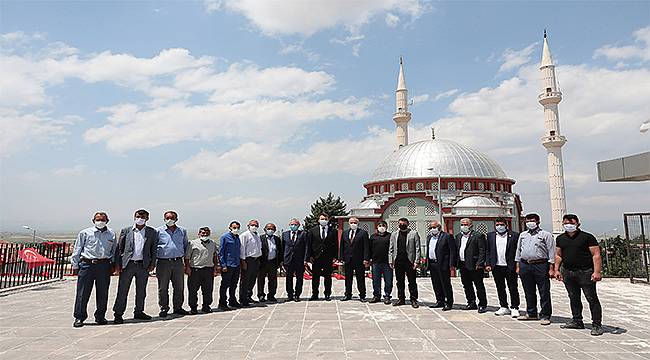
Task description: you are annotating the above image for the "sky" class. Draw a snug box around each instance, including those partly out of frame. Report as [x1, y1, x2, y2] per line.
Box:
[1, 0, 649, 236]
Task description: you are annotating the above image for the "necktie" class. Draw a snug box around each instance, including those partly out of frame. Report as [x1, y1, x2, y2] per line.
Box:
[321, 226, 326, 240]
[350, 230, 355, 243]
[292, 232, 296, 243]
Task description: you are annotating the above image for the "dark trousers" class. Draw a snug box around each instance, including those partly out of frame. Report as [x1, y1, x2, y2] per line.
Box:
[285, 261, 304, 298]
[73, 261, 111, 321]
[188, 267, 214, 310]
[459, 261, 487, 307]
[429, 260, 453, 306]
[562, 268, 602, 326]
[395, 258, 418, 301]
[519, 262, 552, 319]
[239, 256, 260, 303]
[257, 260, 279, 298]
[372, 262, 393, 299]
[344, 261, 367, 298]
[113, 261, 149, 316]
[492, 265, 520, 309]
[311, 257, 333, 297]
[219, 266, 240, 306]
[156, 258, 185, 312]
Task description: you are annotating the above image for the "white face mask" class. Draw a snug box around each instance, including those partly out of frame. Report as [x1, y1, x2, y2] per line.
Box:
[94, 220, 107, 229]
[349, 223, 358, 230]
[377, 226, 386, 234]
[134, 218, 146, 226]
[460, 225, 470, 234]
[430, 228, 440, 235]
[495, 225, 507, 233]
[318, 219, 328, 226]
[200, 236, 209, 241]
[230, 228, 240, 235]
[249, 225, 258, 233]
[563, 224, 578, 233]
[266, 229, 275, 236]
[165, 219, 176, 227]
[526, 221, 538, 230]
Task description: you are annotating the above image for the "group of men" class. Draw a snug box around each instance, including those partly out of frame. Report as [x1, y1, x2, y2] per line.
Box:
[71, 210, 605, 336]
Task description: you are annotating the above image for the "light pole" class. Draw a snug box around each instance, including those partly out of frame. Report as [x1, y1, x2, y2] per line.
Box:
[22, 225, 36, 243]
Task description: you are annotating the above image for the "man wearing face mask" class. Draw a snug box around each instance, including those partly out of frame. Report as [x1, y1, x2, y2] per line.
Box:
[71, 212, 118, 328]
[515, 213, 555, 326]
[282, 218, 308, 302]
[185, 227, 219, 314]
[257, 223, 283, 303]
[369, 221, 393, 304]
[455, 218, 488, 313]
[112, 209, 158, 324]
[486, 218, 520, 317]
[218, 221, 242, 310]
[426, 220, 456, 311]
[156, 210, 189, 317]
[239, 219, 263, 306]
[555, 214, 604, 336]
[339, 217, 370, 302]
[306, 213, 338, 301]
[389, 218, 421, 308]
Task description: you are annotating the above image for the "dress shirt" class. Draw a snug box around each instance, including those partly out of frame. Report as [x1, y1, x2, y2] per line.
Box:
[131, 226, 145, 261]
[515, 227, 555, 263]
[240, 230, 262, 259]
[321, 225, 329, 239]
[428, 234, 439, 260]
[495, 232, 508, 266]
[71, 226, 117, 269]
[267, 236, 277, 260]
[291, 231, 297, 242]
[459, 232, 470, 262]
[156, 226, 188, 259]
[185, 238, 217, 268]
[349, 229, 356, 242]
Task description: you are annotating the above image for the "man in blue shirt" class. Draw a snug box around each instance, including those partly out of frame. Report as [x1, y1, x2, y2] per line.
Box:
[71, 212, 118, 328]
[218, 221, 242, 310]
[156, 210, 189, 317]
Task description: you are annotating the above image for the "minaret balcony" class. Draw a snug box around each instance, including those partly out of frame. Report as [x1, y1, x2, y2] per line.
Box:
[541, 134, 567, 148]
[538, 91, 562, 104]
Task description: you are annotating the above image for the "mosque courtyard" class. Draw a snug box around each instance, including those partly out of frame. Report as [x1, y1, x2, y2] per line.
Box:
[0, 277, 648, 360]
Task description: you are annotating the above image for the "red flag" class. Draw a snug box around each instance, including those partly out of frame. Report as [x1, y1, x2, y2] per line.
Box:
[18, 248, 55, 269]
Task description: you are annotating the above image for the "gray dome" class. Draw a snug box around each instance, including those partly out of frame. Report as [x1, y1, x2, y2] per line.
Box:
[369, 139, 507, 183]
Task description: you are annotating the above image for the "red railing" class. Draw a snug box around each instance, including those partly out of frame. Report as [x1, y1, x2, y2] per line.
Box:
[0, 242, 71, 289]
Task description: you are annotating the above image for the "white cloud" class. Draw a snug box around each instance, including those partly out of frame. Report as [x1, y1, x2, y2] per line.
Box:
[594, 25, 650, 62]
[411, 94, 430, 104]
[279, 43, 321, 62]
[0, 109, 74, 157]
[433, 88, 459, 101]
[203, 0, 222, 14]
[385, 13, 400, 27]
[51, 164, 86, 177]
[498, 42, 537, 73]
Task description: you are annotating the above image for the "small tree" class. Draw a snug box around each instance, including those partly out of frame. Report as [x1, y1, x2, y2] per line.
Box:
[303, 192, 349, 231]
[600, 235, 629, 277]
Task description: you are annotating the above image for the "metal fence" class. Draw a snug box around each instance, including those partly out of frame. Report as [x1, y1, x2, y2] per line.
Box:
[0, 242, 71, 290]
[624, 213, 650, 284]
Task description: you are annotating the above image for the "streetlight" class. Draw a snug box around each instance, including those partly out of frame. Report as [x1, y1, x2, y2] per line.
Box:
[22, 225, 36, 243]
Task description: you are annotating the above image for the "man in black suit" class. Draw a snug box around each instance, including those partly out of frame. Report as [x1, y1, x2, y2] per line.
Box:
[282, 218, 308, 302]
[306, 213, 338, 301]
[455, 217, 488, 313]
[486, 217, 521, 317]
[112, 209, 158, 324]
[257, 223, 284, 303]
[339, 217, 370, 302]
[426, 220, 456, 311]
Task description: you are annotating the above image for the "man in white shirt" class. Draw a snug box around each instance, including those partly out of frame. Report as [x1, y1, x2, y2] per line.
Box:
[485, 217, 520, 317]
[239, 219, 262, 306]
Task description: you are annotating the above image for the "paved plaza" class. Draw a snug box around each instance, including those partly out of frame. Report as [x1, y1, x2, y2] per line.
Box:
[0, 277, 649, 360]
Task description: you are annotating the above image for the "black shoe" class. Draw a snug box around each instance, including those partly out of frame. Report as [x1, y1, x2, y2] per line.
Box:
[383, 298, 392, 305]
[249, 298, 259, 304]
[561, 321, 585, 329]
[462, 303, 478, 310]
[429, 302, 444, 308]
[113, 315, 124, 324]
[258, 296, 266, 303]
[309, 295, 319, 301]
[411, 300, 420, 309]
[442, 305, 452, 311]
[134, 312, 152, 320]
[202, 307, 212, 313]
[95, 317, 108, 325]
[159, 310, 168, 318]
[268, 296, 277, 302]
[369, 297, 380, 304]
[324, 295, 331, 301]
[240, 302, 251, 307]
[341, 296, 351, 301]
[218, 304, 230, 311]
[190, 308, 199, 315]
[359, 297, 367, 303]
[294, 297, 301, 302]
[393, 299, 406, 306]
[173, 309, 189, 315]
[478, 306, 487, 314]
[229, 302, 242, 308]
[73, 319, 84, 328]
[591, 325, 604, 336]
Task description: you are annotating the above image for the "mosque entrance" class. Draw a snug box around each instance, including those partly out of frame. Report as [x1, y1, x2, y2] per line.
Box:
[383, 197, 438, 255]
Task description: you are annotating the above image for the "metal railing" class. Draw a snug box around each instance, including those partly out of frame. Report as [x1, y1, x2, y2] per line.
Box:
[624, 212, 650, 284]
[0, 242, 71, 290]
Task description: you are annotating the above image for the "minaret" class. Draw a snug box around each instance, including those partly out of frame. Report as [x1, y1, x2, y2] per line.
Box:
[538, 30, 567, 236]
[393, 56, 411, 148]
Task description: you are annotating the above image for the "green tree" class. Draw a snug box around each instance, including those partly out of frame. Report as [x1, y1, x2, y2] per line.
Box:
[600, 235, 629, 277]
[303, 192, 349, 231]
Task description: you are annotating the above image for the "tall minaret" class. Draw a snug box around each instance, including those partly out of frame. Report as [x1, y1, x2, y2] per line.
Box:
[393, 56, 411, 148]
[538, 30, 567, 236]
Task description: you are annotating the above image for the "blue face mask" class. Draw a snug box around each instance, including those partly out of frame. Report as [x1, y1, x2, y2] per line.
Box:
[289, 224, 299, 231]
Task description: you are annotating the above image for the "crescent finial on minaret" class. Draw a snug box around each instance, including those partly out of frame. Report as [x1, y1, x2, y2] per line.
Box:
[544, 29, 547, 38]
[431, 126, 436, 140]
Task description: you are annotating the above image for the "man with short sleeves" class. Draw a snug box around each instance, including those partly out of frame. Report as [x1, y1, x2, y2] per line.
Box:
[185, 227, 219, 314]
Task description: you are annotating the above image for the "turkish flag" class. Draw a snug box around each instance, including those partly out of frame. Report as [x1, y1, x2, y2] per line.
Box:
[18, 248, 55, 269]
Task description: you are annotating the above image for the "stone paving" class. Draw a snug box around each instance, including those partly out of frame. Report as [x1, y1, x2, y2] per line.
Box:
[0, 277, 649, 360]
